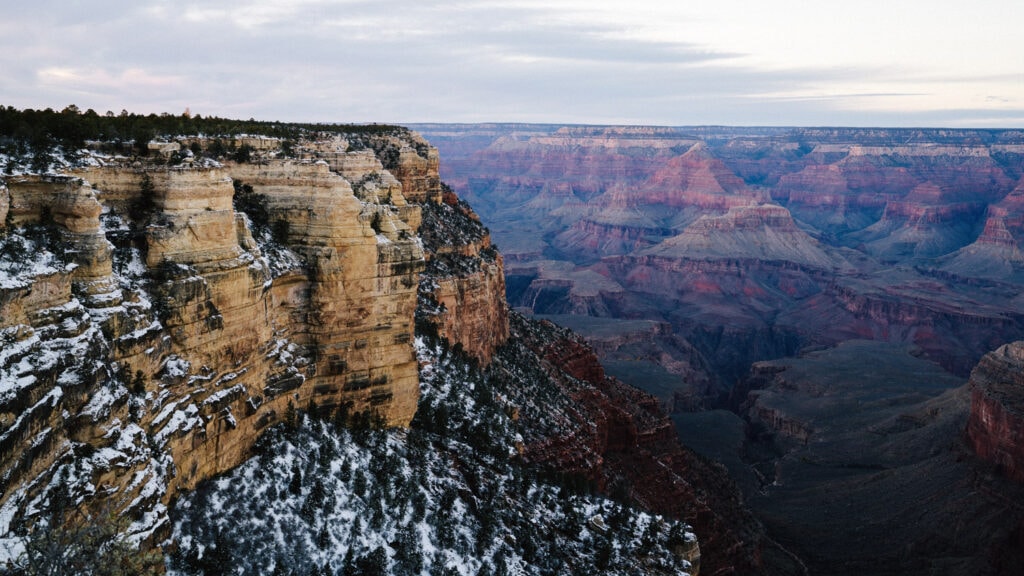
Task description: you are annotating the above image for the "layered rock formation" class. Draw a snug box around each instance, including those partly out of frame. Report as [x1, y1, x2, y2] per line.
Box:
[0, 130, 508, 542]
[409, 124, 1024, 573]
[967, 341, 1024, 483]
[640, 204, 835, 268]
[418, 190, 509, 364]
[415, 124, 1024, 402]
[941, 180, 1024, 280]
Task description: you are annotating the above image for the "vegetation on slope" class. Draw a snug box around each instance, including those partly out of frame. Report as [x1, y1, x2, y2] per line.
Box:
[167, 335, 697, 576]
[0, 104, 416, 173]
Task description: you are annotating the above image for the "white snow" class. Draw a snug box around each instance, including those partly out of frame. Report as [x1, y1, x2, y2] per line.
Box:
[80, 383, 127, 420]
[162, 356, 191, 378]
[118, 319, 163, 343]
[153, 403, 202, 445]
[203, 384, 245, 407]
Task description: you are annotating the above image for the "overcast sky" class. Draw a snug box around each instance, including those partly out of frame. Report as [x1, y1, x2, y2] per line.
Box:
[3, 0, 1023, 127]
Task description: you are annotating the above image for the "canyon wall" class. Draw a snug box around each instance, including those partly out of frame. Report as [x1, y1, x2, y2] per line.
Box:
[493, 313, 783, 576]
[414, 124, 1024, 404]
[417, 190, 509, 364]
[0, 131, 508, 540]
[967, 341, 1024, 483]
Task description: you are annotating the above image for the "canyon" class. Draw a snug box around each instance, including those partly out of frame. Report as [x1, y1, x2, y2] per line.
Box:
[415, 124, 1024, 395]
[4, 116, 1024, 574]
[413, 123, 1024, 574]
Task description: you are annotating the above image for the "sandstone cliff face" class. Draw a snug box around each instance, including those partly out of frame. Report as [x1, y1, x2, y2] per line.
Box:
[2, 175, 114, 302]
[0, 131, 509, 541]
[967, 341, 1024, 483]
[417, 192, 509, 364]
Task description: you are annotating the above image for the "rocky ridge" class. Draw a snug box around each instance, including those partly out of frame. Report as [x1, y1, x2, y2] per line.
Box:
[489, 312, 781, 576]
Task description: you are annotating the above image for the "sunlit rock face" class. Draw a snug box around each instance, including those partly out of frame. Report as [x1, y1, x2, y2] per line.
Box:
[0, 130, 508, 541]
[967, 341, 1024, 483]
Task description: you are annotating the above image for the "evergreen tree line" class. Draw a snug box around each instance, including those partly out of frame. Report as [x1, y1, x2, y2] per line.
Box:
[0, 104, 407, 158]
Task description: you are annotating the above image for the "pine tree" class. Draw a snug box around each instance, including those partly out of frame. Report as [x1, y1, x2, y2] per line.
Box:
[341, 546, 356, 576]
[356, 546, 387, 576]
[289, 463, 303, 496]
[316, 525, 330, 550]
[285, 400, 298, 429]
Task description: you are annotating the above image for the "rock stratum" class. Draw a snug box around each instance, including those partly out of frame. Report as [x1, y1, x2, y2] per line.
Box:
[413, 124, 1024, 400]
[0, 129, 508, 544]
[967, 341, 1024, 484]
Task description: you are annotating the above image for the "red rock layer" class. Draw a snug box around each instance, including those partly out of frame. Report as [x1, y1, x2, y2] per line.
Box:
[637, 143, 761, 210]
[967, 341, 1024, 483]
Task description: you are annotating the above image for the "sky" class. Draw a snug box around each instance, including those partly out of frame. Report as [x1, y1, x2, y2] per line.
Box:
[3, 0, 1023, 127]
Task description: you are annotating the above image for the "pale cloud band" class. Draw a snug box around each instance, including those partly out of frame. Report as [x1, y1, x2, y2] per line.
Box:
[2, 0, 1021, 127]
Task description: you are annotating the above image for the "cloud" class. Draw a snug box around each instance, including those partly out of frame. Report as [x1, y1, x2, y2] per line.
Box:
[37, 67, 184, 90]
[0, 1, 1021, 127]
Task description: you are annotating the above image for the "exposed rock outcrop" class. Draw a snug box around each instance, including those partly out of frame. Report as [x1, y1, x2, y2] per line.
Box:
[417, 191, 509, 364]
[967, 341, 1024, 483]
[640, 204, 836, 268]
[940, 180, 1024, 281]
[0, 130, 509, 543]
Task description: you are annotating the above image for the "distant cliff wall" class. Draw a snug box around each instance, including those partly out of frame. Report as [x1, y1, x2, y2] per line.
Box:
[967, 341, 1024, 483]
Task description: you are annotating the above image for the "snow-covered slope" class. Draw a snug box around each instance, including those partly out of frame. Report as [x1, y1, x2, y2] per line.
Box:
[168, 336, 698, 576]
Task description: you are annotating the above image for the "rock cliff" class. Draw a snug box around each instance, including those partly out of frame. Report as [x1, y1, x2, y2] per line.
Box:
[417, 188, 509, 364]
[493, 312, 774, 576]
[0, 129, 508, 543]
[967, 341, 1024, 483]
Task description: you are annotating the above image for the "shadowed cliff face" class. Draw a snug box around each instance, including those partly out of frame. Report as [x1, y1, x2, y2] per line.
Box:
[412, 124, 1024, 403]
[967, 341, 1024, 484]
[0, 131, 508, 544]
[690, 341, 1024, 576]
[494, 312, 802, 576]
